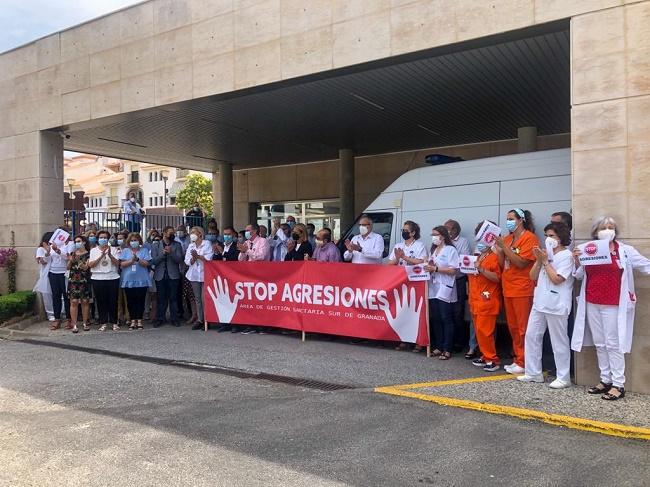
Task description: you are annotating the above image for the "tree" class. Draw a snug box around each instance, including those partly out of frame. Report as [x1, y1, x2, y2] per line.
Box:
[176, 174, 213, 217]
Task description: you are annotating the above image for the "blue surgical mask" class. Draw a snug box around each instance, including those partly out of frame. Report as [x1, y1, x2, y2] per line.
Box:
[130, 241, 139, 248]
[88, 236, 97, 244]
[74, 242, 83, 249]
[98, 238, 108, 246]
[244, 231, 252, 240]
[287, 221, 295, 229]
[206, 234, 217, 242]
[223, 235, 233, 243]
[117, 239, 124, 246]
[506, 220, 517, 233]
[476, 243, 488, 253]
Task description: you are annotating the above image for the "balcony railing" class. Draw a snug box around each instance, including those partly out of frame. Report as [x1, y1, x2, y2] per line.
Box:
[63, 210, 188, 238]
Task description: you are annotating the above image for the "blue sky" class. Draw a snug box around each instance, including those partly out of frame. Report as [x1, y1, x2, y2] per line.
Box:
[0, 0, 142, 53]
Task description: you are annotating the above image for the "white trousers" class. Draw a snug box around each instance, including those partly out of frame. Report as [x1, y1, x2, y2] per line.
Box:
[524, 309, 571, 383]
[586, 303, 625, 387]
[39, 292, 54, 320]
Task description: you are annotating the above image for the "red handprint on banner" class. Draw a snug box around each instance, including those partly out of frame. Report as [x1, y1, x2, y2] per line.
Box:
[379, 284, 423, 343]
[207, 276, 240, 323]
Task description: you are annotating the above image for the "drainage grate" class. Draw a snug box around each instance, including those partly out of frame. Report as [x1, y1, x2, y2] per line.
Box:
[19, 339, 357, 392]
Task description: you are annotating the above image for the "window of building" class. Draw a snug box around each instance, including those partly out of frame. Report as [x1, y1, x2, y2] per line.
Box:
[130, 171, 139, 183]
[149, 172, 152, 182]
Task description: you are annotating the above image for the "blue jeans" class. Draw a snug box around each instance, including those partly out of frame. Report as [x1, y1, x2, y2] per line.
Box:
[156, 277, 179, 322]
[430, 298, 455, 352]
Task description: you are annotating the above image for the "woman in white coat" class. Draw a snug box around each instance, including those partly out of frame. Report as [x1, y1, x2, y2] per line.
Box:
[572, 216, 650, 400]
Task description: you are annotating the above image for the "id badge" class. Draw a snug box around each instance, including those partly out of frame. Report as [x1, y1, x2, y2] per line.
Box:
[132, 264, 137, 273]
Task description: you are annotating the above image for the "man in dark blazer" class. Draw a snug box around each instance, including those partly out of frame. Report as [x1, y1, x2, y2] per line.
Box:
[212, 226, 240, 332]
[151, 225, 184, 327]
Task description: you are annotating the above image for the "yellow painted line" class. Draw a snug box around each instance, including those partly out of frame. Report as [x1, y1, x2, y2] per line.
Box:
[374, 386, 650, 441]
[386, 374, 515, 390]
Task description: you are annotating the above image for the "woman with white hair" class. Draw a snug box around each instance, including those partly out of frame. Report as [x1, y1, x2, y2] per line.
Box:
[572, 216, 650, 400]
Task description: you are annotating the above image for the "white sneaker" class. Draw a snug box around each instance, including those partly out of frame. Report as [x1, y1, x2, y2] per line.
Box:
[517, 374, 545, 383]
[549, 379, 571, 389]
[505, 364, 525, 374]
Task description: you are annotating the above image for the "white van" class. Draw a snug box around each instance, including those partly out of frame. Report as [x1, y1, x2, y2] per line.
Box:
[339, 148, 571, 258]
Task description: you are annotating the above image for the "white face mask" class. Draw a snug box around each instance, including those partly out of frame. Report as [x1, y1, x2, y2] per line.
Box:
[545, 236, 559, 249]
[359, 225, 369, 236]
[189, 233, 198, 242]
[432, 235, 442, 246]
[598, 229, 616, 241]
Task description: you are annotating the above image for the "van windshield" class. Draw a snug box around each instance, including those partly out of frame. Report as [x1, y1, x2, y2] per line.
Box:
[337, 212, 394, 260]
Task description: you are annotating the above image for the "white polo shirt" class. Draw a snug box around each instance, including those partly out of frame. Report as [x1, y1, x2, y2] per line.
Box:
[532, 248, 575, 315]
[389, 240, 428, 266]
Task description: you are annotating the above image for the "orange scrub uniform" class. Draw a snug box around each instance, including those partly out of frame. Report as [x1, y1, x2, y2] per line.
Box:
[502, 230, 538, 367]
[468, 251, 502, 364]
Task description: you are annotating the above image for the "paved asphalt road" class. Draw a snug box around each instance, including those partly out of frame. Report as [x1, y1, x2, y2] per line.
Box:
[1, 327, 649, 486]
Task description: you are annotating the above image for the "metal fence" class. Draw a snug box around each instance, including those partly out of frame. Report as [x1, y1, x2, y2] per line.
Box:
[63, 210, 189, 238]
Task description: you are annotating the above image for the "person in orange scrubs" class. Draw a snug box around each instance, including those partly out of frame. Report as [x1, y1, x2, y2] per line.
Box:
[468, 221, 503, 372]
[494, 208, 539, 374]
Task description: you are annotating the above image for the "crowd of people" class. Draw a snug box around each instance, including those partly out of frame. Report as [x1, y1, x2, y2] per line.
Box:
[33, 207, 650, 401]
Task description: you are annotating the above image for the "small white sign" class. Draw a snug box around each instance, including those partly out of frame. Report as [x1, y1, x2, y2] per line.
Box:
[459, 254, 478, 275]
[578, 240, 612, 266]
[475, 220, 502, 247]
[406, 264, 431, 281]
[545, 240, 556, 263]
[49, 229, 70, 247]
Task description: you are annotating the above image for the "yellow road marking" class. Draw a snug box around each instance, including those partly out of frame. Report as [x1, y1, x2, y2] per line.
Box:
[385, 373, 515, 390]
[374, 381, 650, 441]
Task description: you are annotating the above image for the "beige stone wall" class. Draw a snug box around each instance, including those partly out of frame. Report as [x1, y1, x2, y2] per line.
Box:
[232, 133, 570, 229]
[571, 1, 650, 393]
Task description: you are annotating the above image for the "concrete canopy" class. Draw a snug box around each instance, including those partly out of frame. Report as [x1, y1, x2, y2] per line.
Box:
[61, 21, 569, 171]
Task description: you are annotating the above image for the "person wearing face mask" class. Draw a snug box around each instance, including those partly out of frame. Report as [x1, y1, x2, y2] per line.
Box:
[516, 222, 575, 388]
[306, 223, 316, 249]
[185, 226, 213, 330]
[286, 215, 297, 230]
[571, 216, 650, 401]
[237, 223, 271, 262]
[47, 229, 71, 331]
[270, 220, 291, 262]
[86, 231, 98, 249]
[212, 226, 240, 262]
[285, 223, 313, 261]
[123, 192, 143, 233]
[205, 219, 220, 244]
[151, 226, 184, 327]
[34, 232, 55, 322]
[88, 230, 122, 332]
[175, 225, 190, 253]
[468, 221, 503, 371]
[494, 208, 539, 375]
[388, 221, 428, 351]
[66, 236, 92, 334]
[424, 226, 460, 359]
[312, 228, 341, 263]
[119, 233, 152, 330]
[115, 231, 131, 327]
[185, 202, 205, 230]
[343, 216, 384, 264]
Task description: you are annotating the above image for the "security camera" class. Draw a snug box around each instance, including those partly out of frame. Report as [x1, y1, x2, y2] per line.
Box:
[59, 132, 70, 139]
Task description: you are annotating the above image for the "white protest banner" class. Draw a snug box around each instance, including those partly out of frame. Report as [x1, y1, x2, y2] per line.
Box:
[459, 254, 478, 275]
[406, 264, 431, 282]
[475, 220, 501, 247]
[49, 228, 70, 247]
[578, 240, 612, 266]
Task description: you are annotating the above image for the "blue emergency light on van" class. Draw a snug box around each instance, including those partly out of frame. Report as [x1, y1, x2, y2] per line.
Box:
[424, 154, 464, 165]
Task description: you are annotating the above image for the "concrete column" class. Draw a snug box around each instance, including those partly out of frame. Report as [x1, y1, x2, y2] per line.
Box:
[339, 149, 355, 232]
[517, 127, 537, 153]
[217, 162, 233, 229]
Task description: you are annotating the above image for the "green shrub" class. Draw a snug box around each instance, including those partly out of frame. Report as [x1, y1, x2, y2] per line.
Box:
[0, 291, 35, 322]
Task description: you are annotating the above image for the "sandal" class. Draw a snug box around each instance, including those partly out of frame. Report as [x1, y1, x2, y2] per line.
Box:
[602, 386, 625, 401]
[64, 321, 74, 330]
[82, 323, 90, 331]
[98, 324, 107, 332]
[72, 325, 79, 334]
[465, 349, 478, 359]
[587, 381, 612, 394]
[431, 349, 442, 357]
[137, 321, 144, 330]
[438, 351, 452, 360]
[129, 322, 137, 330]
[395, 343, 408, 351]
[49, 320, 61, 330]
[113, 324, 120, 331]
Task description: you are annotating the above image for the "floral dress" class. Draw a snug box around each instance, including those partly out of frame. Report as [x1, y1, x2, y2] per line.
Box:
[68, 252, 91, 300]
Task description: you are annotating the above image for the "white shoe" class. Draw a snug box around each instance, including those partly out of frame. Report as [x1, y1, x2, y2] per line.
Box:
[517, 374, 545, 383]
[505, 364, 525, 374]
[549, 379, 571, 389]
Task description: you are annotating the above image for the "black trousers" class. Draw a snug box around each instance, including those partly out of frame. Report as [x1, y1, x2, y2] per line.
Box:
[124, 287, 148, 319]
[156, 277, 179, 322]
[92, 279, 119, 324]
[48, 272, 70, 320]
[452, 276, 469, 349]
